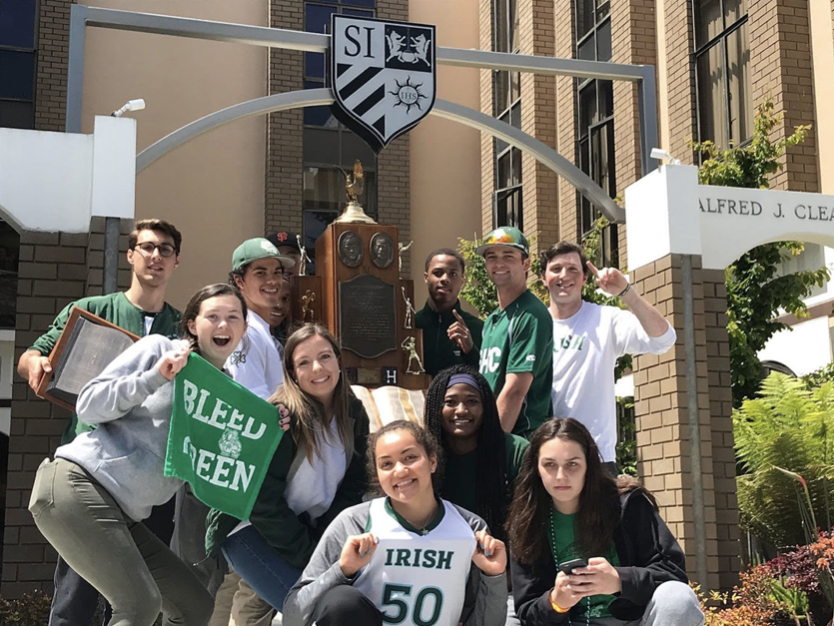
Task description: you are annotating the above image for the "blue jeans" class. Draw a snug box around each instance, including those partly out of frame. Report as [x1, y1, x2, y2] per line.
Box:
[221, 525, 303, 611]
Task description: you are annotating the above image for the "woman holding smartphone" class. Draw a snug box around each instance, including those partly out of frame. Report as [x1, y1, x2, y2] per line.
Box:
[506, 418, 703, 626]
[283, 420, 509, 626]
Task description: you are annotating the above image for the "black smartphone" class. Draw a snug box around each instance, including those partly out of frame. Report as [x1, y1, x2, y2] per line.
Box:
[558, 558, 588, 576]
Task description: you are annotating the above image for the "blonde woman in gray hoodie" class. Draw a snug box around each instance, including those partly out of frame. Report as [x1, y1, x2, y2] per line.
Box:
[29, 283, 248, 626]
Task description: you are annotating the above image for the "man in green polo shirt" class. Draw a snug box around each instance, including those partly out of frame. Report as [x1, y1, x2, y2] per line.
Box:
[16, 218, 182, 626]
[477, 227, 553, 439]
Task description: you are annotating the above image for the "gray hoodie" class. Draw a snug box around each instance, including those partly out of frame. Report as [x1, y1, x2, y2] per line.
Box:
[284, 499, 508, 626]
[56, 334, 186, 522]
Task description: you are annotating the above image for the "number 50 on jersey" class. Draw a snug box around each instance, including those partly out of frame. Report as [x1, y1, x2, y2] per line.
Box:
[330, 15, 436, 153]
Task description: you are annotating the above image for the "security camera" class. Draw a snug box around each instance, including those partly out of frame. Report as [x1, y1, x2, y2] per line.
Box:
[111, 99, 146, 118]
[650, 148, 680, 165]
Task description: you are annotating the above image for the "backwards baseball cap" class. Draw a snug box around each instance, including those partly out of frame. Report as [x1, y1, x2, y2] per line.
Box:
[475, 226, 530, 257]
[266, 231, 301, 253]
[232, 238, 296, 271]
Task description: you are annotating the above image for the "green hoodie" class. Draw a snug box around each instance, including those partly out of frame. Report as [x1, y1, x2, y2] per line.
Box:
[415, 300, 484, 376]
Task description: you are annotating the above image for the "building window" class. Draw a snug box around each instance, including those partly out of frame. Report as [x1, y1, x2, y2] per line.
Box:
[303, 0, 377, 274]
[492, 0, 522, 229]
[0, 0, 38, 129]
[694, 0, 751, 147]
[576, 0, 617, 266]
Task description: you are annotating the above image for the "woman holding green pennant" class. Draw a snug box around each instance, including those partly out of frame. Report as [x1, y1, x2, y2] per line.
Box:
[29, 283, 248, 626]
[206, 323, 370, 613]
[506, 418, 703, 626]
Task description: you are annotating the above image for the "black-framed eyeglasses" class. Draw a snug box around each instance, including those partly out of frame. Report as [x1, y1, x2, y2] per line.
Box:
[134, 242, 177, 258]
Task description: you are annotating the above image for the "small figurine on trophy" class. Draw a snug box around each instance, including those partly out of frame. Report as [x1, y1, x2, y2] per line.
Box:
[334, 160, 376, 224]
[301, 289, 316, 322]
[401, 336, 425, 375]
[296, 234, 310, 277]
[401, 286, 417, 330]
[398, 240, 413, 274]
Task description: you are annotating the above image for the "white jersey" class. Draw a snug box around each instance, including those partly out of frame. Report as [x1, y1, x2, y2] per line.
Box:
[551, 301, 676, 462]
[353, 498, 477, 626]
[225, 310, 284, 401]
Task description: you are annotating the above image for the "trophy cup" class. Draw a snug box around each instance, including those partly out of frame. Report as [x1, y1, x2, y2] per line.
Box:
[309, 161, 428, 390]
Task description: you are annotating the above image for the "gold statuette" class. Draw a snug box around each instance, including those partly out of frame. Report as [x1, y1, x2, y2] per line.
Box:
[334, 160, 376, 224]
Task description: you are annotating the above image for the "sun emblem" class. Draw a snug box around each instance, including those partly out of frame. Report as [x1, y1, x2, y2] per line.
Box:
[390, 76, 427, 114]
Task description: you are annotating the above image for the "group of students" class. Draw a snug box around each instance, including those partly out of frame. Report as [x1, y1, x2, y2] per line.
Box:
[19, 218, 704, 626]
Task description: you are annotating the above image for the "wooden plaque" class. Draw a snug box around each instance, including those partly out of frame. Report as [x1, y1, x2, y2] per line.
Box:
[36, 307, 140, 411]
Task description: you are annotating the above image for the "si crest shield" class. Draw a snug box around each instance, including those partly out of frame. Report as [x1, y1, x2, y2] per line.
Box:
[331, 15, 436, 153]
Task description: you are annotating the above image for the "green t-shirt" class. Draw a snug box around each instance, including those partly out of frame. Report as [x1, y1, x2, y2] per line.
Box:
[550, 510, 620, 619]
[479, 290, 554, 438]
[440, 432, 529, 519]
[30, 292, 182, 444]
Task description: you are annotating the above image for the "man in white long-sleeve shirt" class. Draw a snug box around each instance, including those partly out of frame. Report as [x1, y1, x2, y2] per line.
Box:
[226, 238, 295, 398]
[542, 241, 677, 473]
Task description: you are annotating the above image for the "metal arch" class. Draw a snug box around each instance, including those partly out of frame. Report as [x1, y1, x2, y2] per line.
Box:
[67, 5, 658, 177]
[136, 88, 625, 223]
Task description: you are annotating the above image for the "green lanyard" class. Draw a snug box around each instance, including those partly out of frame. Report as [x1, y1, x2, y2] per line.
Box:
[548, 508, 591, 626]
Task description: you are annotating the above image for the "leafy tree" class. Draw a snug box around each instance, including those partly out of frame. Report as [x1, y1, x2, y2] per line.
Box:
[691, 98, 829, 407]
[733, 372, 834, 549]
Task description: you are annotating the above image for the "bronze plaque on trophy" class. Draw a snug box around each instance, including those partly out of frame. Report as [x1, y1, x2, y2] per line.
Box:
[339, 274, 397, 358]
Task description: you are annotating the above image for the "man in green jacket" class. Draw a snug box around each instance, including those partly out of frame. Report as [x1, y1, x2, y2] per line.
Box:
[415, 248, 484, 377]
[16, 218, 182, 626]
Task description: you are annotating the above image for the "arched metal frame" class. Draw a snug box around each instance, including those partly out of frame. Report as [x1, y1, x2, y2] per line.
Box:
[67, 5, 661, 224]
[136, 89, 625, 222]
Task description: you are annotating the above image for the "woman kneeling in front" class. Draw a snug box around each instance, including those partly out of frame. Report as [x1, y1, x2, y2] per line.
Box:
[507, 418, 704, 626]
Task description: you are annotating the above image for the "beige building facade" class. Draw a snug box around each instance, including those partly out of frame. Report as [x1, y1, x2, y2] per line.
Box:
[1, 0, 833, 596]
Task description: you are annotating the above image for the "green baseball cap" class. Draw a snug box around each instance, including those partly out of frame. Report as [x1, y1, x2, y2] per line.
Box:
[476, 226, 530, 257]
[232, 238, 296, 272]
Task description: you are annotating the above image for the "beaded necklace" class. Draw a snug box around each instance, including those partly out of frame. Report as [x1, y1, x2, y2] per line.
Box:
[548, 508, 591, 626]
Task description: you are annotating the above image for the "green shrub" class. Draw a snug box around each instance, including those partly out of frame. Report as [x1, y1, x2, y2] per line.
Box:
[734, 372, 834, 548]
[0, 590, 52, 625]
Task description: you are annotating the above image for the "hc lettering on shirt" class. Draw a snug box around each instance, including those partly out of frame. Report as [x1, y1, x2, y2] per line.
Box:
[383, 548, 454, 570]
[479, 347, 502, 373]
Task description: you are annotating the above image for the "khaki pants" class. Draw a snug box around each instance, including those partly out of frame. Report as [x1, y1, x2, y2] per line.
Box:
[210, 570, 275, 626]
[30, 458, 212, 626]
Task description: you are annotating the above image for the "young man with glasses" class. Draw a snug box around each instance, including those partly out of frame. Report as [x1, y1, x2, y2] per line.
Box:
[17, 218, 182, 626]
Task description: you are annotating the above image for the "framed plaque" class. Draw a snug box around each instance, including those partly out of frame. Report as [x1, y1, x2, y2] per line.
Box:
[339, 274, 397, 359]
[36, 307, 139, 411]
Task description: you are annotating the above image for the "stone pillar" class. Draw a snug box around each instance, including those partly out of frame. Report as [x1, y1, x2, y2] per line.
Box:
[631, 253, 739, 591]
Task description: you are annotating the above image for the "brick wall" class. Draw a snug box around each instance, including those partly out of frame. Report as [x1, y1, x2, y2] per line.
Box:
[554, 0, 578, 244]
[34, 0, 74, 132]
[479, 0, 495, 236]
[703, 269, 740, 590]
[664, 0, 697, 162]
[518, 0, 559, 254]
[264, 0, 304, 235]
[631, 254, 732, 591]
[611, 0, 656, 269]
[3, 221, 131, 598]
[375, 0, 412, 277]
[749, 0, 819, 192]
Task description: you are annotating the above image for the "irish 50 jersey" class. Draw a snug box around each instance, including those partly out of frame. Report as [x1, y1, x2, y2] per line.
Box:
[353, 498, 477, 626]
